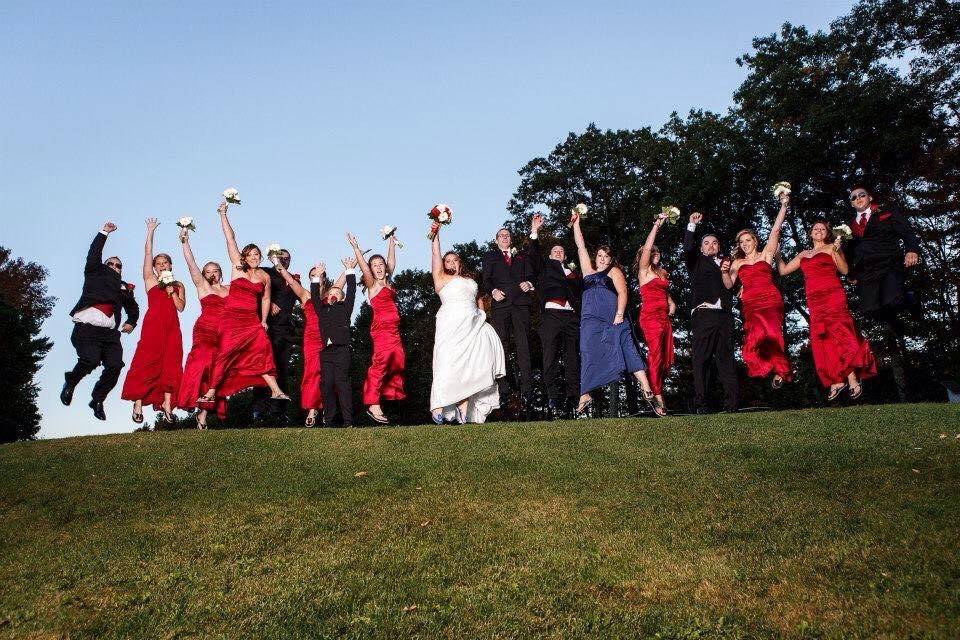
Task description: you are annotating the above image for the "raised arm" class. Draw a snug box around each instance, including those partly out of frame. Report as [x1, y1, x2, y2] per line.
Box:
[683, 212, 703, 270]
[386, 235, 397, 275]
[571, 214, 595, 276]
[431, 226, 444, 285]
[86, 223, 115, 273]
[218, 200, 242, 269]
[609, 266, 629, 324]
[763, 195, 789, 257]
[276, 262, 311, 303]
[179, 231, 206, 290]
[343, 272, 357, 312]
[347, 233, 375, 289]
[335, 256, 356, 291]
[639, 215, 666, 275]
[142, 218, 160, 289]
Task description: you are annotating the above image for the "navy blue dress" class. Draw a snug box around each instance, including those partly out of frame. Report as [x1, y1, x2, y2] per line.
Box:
[579, 267, 646, 395]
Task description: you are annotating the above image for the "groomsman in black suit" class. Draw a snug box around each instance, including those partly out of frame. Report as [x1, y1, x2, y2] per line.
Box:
[684, 212, 738, 413]
[61, 222, 140, 420]
[259, 248, 299, 418]
[481, 225, 536, 408]
[527, 213, 581, 419]
[845, 183, 922, 399]
[311, 257, 358, 427]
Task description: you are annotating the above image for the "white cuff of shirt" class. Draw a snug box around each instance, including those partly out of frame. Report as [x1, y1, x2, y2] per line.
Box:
[530, 232, 538, 240]
[99, 230, 108, 236]
[687, 222, 697, 232]
[310, 277, 321, 284]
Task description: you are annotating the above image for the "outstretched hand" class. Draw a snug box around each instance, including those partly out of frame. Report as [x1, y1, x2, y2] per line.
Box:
[217, 200, 228, 216]
[102, 222, 117, 234]
[314, 262, 326, 276]
[346, 233, 360, 249]
[342, 256, 358, 269]
[146, 217, 159, 231]
[904, 251, 919, 268]
[689, 212, 703, 225]
[531, 213, 544, 232]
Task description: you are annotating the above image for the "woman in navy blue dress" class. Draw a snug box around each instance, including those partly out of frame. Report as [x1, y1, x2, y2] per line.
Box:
[572, 212, 665, 417]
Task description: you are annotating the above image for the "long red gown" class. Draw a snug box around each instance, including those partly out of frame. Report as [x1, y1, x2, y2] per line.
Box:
[738, 260, 792, 381]
[177, 293, 226, 416]
[800, 252, 877, 387]
[361, 287, 406, 405]
[121, 285, 183, 409]
[209, 277, 276, 397]
[301, 301, 323, 410]
[638, 276, 674, 396]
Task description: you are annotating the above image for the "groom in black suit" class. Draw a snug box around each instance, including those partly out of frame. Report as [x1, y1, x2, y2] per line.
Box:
[527, 214, 581, 418]
[61, 222, 140, 420]
[258, 248, 300, 418]
[481, 226, 536, 408]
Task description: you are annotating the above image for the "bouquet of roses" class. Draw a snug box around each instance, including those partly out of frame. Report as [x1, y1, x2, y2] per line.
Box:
[177, 216, 196, 242]
[266, 243, 284, 264]
[222, 188, 241, 205]
[832, 223, 853, 241]
[568, 203, 588, 228]
[427, 204, 453, 240]
[158, 270, 180, 295]
[659, 205, 681, 224]
[380, 225, 404, 249]
[772, 181, 792, 202]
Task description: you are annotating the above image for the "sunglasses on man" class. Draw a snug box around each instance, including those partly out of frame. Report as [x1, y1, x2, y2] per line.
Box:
[849, 191, 869, 202]
[106, 261, 122, 269]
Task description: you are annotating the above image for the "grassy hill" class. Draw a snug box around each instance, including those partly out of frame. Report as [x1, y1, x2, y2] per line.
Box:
[2, 404, 959, 639]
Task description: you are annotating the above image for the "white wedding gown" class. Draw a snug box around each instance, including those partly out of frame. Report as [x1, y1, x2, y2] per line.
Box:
[430, 277, 505, 423]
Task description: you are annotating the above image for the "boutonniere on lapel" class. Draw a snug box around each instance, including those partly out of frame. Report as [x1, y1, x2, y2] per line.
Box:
[509, 247, 518, 258]
[123, 282, 135, 293]
[567, 261, 578, 271]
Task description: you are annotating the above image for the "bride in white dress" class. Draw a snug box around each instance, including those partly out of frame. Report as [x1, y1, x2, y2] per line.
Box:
[430, 225, 505, 424]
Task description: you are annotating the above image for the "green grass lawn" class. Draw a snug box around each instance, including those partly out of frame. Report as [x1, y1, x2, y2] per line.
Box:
[2, 404, 959, 639]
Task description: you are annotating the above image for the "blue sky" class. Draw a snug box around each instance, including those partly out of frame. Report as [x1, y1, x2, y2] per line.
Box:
[1, 0, 853, 438]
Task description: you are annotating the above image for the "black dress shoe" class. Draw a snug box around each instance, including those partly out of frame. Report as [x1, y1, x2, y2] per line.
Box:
[89, 399, 107, 421]
[60, 382, 75, 406]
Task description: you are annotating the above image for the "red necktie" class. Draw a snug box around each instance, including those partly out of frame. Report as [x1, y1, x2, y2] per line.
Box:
[503, 251, 512, 266]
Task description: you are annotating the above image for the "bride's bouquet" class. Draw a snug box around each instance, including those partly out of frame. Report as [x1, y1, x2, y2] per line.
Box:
[568, 203, 588, 228]
[659, 206, 681, 224]
[222, 188, 241, 205]
[381, 225, 404, 249]
[427, 204, 453, 240]
[772, 181, 792, 203]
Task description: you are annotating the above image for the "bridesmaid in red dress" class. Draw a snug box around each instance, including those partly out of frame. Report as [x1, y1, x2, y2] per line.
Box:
[176, 228, 229, 428]
[199, 200, 289, 406]
[273, 259, 334, 427]
[724, 193, 791, 388]
[348, 231, 406, 424]
[121, 218, 185, 424]
[633, 211, 676, 414]
[779, 221, 877, 401]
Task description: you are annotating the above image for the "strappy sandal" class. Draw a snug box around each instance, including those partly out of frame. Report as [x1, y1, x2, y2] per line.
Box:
[575, 399, 593, 417]
[304, 411, 317, 427]
[366, 409, 390, 425]
[827, 384, 848, 402]
[196, 413, 207, 430]
[431, 411, 444, 425]
[848, 381, 863, 401]
[271, 392, 291, 401]
[772, 375, 784, 390]
[132, 409, 144, 424]
[642, 390, 667, 417]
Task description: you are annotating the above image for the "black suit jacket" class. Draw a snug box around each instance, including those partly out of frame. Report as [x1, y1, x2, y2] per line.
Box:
[847, 206, 921, 281]
[480, 247, 535, 308]
[311, 274, 356, 347]
[263, 266, 300, 331]
[683, 227, 733, 313]
[68, 232, 140, 330]
[527, 237, 582, 312]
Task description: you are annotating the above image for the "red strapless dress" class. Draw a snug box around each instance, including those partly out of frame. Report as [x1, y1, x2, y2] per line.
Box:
[738, 260, 791, 381]
[209, 278, 276, 397]
[301, 301, 323, 410]
[121, 285, 183, 409]
[361, 287, 406, 405]
[638, 276, 674, 396]
[177, 293, 226, 416]
[800, 252, 877, 387]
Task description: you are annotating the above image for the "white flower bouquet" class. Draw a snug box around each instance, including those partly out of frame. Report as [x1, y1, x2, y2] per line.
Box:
[158, 270, 180, 295]
[266, 243, 284, 264]
[568, 203, 588, 228]
[660, 205, 681, 224]
[222, 188, 241, 205]
[380, 225, 404, 249]
[832, 223, 853, 241]
[773, 181, 792, 202]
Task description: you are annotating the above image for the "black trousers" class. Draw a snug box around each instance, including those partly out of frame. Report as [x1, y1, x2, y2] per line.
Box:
[64, 324, 124, 402]
[540, 309, 579, 401]
[321, 345, 353, 426]
[491, 304, 532, 398]
[691, 310, 738, 411]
